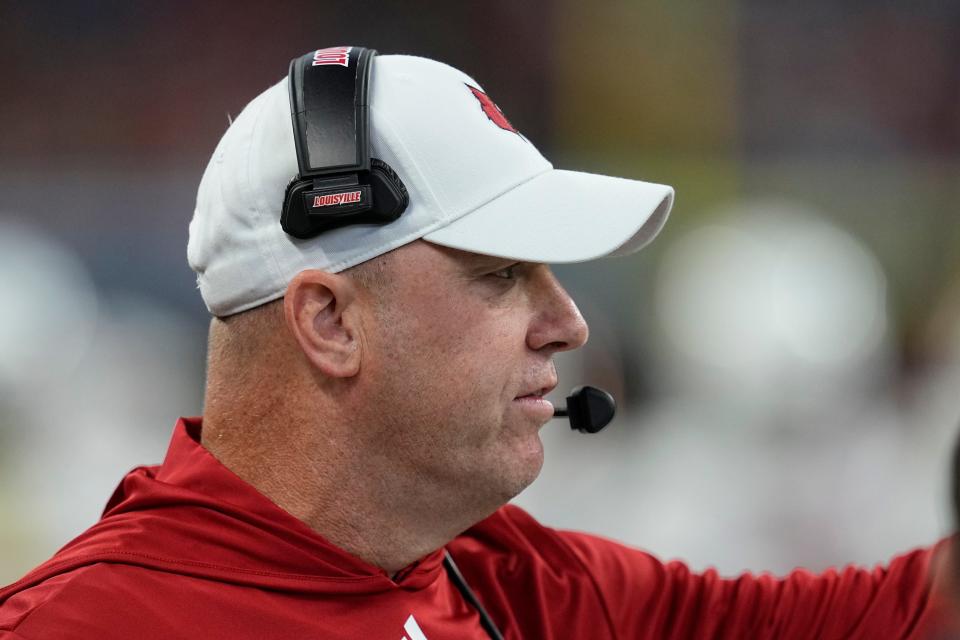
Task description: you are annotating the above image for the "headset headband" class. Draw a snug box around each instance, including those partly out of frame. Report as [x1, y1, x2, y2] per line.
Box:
[281, 47, 408, 240]
[288, 46, 374, 176]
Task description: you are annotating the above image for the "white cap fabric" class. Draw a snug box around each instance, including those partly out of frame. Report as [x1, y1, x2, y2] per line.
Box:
[188, 52, 674, 317]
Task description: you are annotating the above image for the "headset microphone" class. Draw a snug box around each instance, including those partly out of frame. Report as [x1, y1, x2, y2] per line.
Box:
[553, 386, 616, 434]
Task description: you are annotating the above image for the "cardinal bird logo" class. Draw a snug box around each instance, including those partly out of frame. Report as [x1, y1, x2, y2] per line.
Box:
[467, 85, 519, 135]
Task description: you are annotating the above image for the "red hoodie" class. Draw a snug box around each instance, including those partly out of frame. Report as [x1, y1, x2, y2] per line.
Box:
[1, 418, 957, 639]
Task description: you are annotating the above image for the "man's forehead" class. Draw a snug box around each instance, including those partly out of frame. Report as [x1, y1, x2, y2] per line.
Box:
[460, 251, 518, 267]
[379, 240, 514, 271]
[347, 241, 530, 291]
[421, 241, 517, 267]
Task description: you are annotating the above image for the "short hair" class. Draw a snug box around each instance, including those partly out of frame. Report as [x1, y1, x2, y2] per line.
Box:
[344, 252, 391, 294]
[206, 254, 392, 374]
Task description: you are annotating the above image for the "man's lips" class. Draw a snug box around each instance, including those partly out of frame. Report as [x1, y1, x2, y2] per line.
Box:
[513, 380, 558, 420]
[515, 380, 558, 400]
[512, 395, 556, 421]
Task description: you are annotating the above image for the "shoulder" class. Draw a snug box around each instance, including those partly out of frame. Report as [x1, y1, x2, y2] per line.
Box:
[2, 564, 117, 639]
[1, 563, 207, 640]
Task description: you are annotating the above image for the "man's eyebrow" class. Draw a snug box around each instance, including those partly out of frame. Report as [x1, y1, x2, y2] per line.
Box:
[468, 254, 518, 267]
[463, 255, 520, 272]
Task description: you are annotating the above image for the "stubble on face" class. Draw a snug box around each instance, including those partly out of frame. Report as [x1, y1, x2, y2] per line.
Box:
[355, 241, 553, 516]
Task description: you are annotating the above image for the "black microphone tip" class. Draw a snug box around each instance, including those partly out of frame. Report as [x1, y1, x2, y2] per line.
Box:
[553, 385, 616, 434]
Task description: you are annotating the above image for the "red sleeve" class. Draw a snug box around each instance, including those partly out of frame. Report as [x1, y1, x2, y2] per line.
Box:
[559, 532, 959, 640]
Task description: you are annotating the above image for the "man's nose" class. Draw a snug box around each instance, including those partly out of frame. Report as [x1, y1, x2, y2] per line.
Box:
[526, 267, 589, 354]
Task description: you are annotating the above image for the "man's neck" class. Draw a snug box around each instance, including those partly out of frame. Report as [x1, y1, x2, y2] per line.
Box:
[201, 415, 490, 575]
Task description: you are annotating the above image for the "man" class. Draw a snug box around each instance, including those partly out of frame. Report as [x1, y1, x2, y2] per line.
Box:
[0, 48, 957, 639]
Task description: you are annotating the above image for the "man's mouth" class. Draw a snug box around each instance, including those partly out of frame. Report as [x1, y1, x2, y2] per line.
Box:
[513, 381, 558, 421]
[515, 379, 557, 400]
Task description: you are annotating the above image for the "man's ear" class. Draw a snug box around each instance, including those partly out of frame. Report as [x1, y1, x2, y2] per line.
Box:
[283, 270, 361, 378]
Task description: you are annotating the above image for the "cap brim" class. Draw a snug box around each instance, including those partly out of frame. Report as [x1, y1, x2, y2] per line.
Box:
[422, 169, 674, 263]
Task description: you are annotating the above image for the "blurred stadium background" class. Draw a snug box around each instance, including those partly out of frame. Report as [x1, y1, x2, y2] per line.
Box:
[2, 0, 959, 584]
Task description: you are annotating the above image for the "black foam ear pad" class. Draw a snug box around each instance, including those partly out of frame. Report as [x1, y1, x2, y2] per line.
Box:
[369, 158, 409, 218]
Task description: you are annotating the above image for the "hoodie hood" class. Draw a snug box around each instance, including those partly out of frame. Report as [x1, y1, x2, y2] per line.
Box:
[1, 418, 446, 600]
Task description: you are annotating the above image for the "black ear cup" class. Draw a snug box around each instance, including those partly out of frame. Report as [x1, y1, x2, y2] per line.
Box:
[280, 158, 408, 239]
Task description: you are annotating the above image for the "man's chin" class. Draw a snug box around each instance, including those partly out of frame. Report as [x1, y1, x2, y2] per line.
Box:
[498, 436, 545, 501]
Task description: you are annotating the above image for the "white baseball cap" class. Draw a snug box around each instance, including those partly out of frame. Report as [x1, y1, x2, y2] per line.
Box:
[188, 52, 674, 317]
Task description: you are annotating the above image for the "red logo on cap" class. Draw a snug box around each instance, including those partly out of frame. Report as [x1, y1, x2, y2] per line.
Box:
[312, 47, 351, 67]
[312, 191, 362, 207]
[467, 85, 518, 135]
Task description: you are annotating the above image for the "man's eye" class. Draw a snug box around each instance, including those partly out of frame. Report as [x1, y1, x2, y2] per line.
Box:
[490, 264, 519, 279]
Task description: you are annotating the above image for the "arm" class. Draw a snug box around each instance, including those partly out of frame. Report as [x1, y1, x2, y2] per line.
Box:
[560, 532, 957, 640]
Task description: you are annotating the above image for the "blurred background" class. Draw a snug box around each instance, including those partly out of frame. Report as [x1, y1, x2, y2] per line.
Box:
[2, 0, 959, 583]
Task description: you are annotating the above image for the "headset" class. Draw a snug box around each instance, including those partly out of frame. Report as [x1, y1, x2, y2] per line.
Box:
[281, 46, 408, 239]
[280, 47, 618, 640]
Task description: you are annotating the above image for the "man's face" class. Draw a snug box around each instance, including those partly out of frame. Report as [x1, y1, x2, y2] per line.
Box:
[355, 240, 589, 512]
